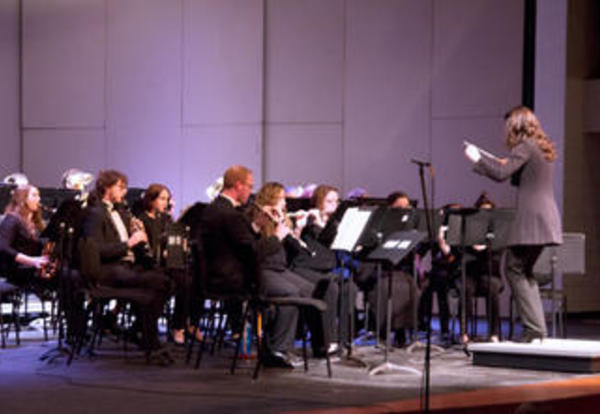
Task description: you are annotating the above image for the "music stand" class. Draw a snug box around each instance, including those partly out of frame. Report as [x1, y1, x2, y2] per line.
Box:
[358, 207, 420, 349]
[446, 208, 490, 343]
[0, 184, 15, 214]
[367, 230, 425, 375]
[330, 205, 375, 364]
[38, 188, 78, 220]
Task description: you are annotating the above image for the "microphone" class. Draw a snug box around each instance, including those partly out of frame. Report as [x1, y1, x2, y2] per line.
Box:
[411, 158, 431, 167]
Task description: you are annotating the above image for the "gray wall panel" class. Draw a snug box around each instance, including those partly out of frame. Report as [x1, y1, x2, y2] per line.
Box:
[432, 117, 516, 207]
[181, 126, 262, 208]
[265, 125, 343, 187]
[432, 0, 523, 118]
[106, 125, 182, 206]
[183, 0, 262, 125]
[23, 129, 105, 187]
[0, 0, 20, 174]
[344, 0, 432, 199]
[106, 0, 182, 128]
[22, 0, 105, 128]
[265, 0, 344, 123]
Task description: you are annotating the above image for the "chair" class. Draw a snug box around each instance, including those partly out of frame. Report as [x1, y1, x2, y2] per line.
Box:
[185, 224, 332, 378]
[0, 280, 21, 348]
[68, 237, 163, 365]
[533, 233, 585, 338]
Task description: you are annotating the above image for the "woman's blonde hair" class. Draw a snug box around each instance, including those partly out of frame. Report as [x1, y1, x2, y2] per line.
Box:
[505, 106, 557, 161]
[248, 182, 287, 237]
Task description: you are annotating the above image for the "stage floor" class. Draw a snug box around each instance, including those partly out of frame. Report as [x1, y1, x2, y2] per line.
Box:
[3, 320, 600, 414]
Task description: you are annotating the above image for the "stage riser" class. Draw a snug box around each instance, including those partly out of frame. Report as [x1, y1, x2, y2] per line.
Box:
[473, 352, 600, 373]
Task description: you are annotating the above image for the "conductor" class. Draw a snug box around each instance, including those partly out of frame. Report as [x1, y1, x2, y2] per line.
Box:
[464, 106, 562, 342]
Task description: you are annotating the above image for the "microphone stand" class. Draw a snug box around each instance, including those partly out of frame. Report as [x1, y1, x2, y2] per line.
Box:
[413, 159, 435, 414]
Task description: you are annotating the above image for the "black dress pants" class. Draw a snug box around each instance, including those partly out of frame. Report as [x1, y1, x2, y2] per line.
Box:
[98, 263, 171, 348]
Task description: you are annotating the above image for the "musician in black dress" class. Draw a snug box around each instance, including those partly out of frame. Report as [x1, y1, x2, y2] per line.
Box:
[138, 183, 199, 345]
[253, 182, 336, 357]
[0, 185, 50, 287]
[418, 205, 459, 345]
[465, 106, 562, 342]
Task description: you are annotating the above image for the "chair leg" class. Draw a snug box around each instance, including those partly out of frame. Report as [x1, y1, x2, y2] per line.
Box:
[252, 330, 265, 380]
[508, 294, 515, 340]
[185, 318, 201, 364]
[14, 297, 21, 346]
[300, 310, 308, 372]
[196, 302, 218, 369]
[0, 298, 5, 349]
[41, 298, 49, 341]
[231, 303, 251, 375]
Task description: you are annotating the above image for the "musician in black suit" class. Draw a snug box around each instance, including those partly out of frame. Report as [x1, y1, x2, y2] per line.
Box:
[465, 106, 562, 342]
[80, 170, 171, 351]
[201, 166, 300, 368]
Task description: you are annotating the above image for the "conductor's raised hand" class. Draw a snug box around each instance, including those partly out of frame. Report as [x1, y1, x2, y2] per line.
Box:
[464, 143, 481, 163]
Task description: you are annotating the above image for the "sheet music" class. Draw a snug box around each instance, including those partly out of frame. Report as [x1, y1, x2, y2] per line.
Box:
[464, 140, 502, 162]
[331, 207, 372, 252]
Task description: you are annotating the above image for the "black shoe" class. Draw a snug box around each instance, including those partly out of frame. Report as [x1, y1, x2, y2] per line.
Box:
[262, 351, 298, 369]
[393, 329, 407, 348]
[100, 313, 121, 336]
[518, 330, 544, 343]
[147, 349, 174, 366]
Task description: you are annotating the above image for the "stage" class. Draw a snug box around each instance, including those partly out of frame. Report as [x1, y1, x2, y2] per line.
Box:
[3, 317, 600, 414]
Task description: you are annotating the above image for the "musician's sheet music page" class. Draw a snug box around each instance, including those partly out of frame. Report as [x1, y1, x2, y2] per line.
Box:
[331, 207, 372, 252]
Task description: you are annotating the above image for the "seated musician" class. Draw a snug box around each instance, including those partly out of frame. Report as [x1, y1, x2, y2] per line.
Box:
[0, 185, 50, 289]
[81, 170, 171, 353]
[462, 192, 503, 343]
[252, 182, 337, 357]
[138, 184, 200, 345]
[201, 166, 300, 368]
[301, 184, 359, 348]
[300, 185, 340, 245]
[418, 204, 459, 345]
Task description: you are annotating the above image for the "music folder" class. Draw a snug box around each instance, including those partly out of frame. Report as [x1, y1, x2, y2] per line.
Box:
[367, 230, 426, 266]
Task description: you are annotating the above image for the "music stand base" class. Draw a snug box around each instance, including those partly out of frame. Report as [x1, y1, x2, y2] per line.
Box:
[406, 340, 445, 354]
[336, 345, 370, 368]
[368, 361, 421, 376]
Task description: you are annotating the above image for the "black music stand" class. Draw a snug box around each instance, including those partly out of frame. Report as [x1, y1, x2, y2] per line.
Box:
[38, 188, 78, 220]
[367, 230, 425, 375]
[0, 184, 15, 214]
[445, 208, 489, 343]
[358, 207, 420, 349]
[330, 205, 375, 364]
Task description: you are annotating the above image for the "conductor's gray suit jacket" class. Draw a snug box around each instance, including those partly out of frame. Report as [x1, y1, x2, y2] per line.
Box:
[473, 138, 562, 247]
